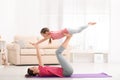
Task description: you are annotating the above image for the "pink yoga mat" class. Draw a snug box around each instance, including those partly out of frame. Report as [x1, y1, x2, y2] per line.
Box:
[25, 72, 112, 78]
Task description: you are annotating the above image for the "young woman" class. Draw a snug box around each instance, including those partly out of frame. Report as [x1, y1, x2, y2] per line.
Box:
[26, 36, 73, 77]
[30, 22, 96, 45]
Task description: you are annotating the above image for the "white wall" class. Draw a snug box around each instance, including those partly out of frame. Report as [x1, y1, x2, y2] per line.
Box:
[109, 0, 120, 63]
[0, 0, 61, 42]
[15, 0, 42, 36]
[0, 0, 16, 42]
[0, 0, 42, 42]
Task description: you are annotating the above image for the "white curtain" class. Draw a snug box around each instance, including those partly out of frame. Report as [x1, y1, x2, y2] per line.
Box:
[61, 0, 110, 52]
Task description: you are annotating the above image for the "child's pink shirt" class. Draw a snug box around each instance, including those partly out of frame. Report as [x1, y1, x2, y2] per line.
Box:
[49, 28, 69, 40]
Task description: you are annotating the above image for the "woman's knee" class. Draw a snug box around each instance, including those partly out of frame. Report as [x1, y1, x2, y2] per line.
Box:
[64, 67, 73, 76]
[64, 70, 73, 77]
[68, 66, 74, 76]
[69, 67, 74, 75]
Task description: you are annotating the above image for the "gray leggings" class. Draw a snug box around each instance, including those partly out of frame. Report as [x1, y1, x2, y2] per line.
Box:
[56, 25, 88, 76]
[67, 25, 88, 35]
[56, 46, 73, 77]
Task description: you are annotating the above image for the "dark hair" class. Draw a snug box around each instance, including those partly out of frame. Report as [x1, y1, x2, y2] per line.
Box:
[40, 27, 50, 34]
[40, 27, 52, 44]
[27, 68, 37, 76]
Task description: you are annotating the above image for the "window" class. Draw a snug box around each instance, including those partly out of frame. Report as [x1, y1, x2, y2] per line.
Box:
[61, 0, 110, 52]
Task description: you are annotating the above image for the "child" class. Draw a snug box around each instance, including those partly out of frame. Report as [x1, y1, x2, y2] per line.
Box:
[30, 22, 96, 45]
[2, 49, 8, 65]
[26, 36, 73, 77]
[0, 36, 9, 66]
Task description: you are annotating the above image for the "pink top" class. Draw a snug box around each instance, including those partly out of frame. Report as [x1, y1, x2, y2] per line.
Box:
[49, 28, 69, 40]
[38, 66, 63, 77]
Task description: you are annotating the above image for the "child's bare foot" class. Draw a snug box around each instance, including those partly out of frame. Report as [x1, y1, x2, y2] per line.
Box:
[2, 60, 9, 66]
[88, 22, 96, 25]
[2, 54, 9, 66]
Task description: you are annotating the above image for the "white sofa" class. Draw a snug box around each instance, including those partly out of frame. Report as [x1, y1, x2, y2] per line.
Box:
[7, 35, 71, 65]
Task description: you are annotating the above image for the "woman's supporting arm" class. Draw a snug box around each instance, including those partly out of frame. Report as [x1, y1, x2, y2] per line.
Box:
[34, 45, 43, 66]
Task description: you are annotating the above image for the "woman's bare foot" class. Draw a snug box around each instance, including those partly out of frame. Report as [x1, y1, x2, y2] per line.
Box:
[88, 22, 96, 25]
[64, 33, 72, 37]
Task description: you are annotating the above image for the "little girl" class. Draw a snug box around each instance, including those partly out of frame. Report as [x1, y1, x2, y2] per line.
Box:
[31, 22, 96, 45]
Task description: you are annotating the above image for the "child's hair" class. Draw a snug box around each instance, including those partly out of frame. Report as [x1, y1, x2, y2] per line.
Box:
[40, 27, 52, 44]
[27, 68, 37, 77]
[40, 27, 49, 34]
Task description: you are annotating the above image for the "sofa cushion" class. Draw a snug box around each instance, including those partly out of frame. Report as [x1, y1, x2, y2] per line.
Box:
[39, 39, 61, 49]
[14, 40, 25, 48]
[20, 49, 44, 55]
[44, 49, 67, 55]
[43, 49, 56, 55]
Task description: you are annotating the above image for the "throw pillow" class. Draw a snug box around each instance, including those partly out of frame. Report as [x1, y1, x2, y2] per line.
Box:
[15, 40, 25, 48]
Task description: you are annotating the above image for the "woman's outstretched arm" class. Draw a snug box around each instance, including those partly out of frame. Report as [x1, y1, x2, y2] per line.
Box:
[33, 44, 43, 66]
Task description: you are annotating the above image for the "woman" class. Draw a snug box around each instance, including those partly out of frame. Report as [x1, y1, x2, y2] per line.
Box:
[26, 36, 73, 77]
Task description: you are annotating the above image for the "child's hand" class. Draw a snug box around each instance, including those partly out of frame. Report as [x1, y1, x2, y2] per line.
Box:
[29, 42, 36, 45]
[29, 42, 39, 48]
[33, 44, 39, 49]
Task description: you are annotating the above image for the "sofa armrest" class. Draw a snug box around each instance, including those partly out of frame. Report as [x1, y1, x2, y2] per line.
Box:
[7, 43, 20, 50]
[7, 43, 21, 65]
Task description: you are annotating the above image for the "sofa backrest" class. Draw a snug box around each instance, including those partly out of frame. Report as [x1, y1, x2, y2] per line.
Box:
[14, 35, 38, 48]
[14, 35, 61, 49]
